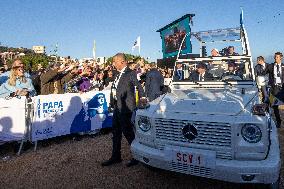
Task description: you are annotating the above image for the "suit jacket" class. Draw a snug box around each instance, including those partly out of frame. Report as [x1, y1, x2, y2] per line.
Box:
[145, 68, 164, 101]
[254, 64, 266, 76]
[173, 69, 184, 81]
[189, 71, 213, 82]
[113, 67, 145, 114]
[265, 63, 284, 87]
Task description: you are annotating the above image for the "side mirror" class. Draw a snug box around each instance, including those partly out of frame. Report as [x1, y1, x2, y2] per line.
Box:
[256, 76, 266, 87]
[161, 85, 171, 94]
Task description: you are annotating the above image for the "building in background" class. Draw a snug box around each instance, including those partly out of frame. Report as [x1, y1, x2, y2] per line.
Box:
[32, 46, 45, 54]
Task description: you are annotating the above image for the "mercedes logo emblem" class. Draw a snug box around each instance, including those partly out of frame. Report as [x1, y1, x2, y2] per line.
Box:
[182, 123, 198, 141]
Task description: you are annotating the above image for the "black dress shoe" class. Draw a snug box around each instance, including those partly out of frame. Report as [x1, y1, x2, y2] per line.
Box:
[101, 158, 122, 166]
[126, 158, 139, 167]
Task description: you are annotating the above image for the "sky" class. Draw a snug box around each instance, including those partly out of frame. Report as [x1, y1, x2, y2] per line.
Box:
[0, 0, 283, 62]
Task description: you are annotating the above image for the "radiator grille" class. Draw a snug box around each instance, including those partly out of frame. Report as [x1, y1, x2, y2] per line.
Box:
[155, 118, 233, 159]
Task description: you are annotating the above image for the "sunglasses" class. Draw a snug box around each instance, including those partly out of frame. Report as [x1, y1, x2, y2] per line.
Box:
[13, 66, 24, 69]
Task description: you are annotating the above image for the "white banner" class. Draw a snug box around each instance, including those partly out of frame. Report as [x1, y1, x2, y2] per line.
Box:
[31, 90, 112, 141]
[0, 97, 26, 143]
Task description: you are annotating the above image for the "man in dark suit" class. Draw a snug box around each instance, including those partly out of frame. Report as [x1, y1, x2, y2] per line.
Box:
[145, 63, 164, 101]
[254, 56, 269, 103]
[189, 62, 213, 81]
[221, 62, 243, 80]
[226, 46, 239, 56]
[173, 62, 184, 81]
[265, 52, 284, 96]
[254, 56, 266, 76]
[255, 56, 268, 103]
[265, 52, 284, 127]
[225, 46, 239, 65]
[101, 53, 145, 167]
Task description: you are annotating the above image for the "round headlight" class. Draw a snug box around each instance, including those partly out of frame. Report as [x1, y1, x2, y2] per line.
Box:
[241, 124, 262, 143]
[138, 116, 151, 132]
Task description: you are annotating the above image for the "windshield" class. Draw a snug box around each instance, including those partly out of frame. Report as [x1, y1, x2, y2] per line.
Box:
[173, 58, 253, 82]
[173, 27, 253, 82]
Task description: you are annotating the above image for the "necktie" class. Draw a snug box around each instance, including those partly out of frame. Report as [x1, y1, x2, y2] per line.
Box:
[199, 74, 204, 81]
[277, 64, 280, 77]
[178, 70, 182, 80]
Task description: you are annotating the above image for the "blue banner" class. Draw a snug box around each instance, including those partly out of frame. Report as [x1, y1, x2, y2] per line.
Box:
[31, 90, 112, 141]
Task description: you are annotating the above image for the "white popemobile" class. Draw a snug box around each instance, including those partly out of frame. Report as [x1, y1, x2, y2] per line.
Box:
[131, 16, 281, 188]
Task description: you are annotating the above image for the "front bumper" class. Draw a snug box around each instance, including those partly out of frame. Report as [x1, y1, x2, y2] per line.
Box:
[131, 124, 281, 184]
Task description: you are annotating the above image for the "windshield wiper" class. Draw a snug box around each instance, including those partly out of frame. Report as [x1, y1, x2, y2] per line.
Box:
[222, 80, 233, 86]
[194, 81, 202, 86]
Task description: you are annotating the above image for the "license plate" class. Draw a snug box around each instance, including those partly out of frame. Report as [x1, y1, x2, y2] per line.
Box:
[169, 147, 216, 168]
[175, 152, 204, 166]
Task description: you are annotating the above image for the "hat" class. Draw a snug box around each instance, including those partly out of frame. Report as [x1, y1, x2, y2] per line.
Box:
[196, 62, 207, 69]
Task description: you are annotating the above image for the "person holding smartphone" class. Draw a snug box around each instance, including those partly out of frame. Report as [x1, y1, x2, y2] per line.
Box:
[0, 59, 36, 98]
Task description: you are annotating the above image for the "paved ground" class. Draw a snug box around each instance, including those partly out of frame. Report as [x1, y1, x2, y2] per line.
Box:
[0, 130, 283, 189]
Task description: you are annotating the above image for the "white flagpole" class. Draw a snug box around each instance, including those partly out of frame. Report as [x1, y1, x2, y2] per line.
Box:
[93, 40, 96, 60]
[240, 7, 244, 27]
[138, 36, 141, 55]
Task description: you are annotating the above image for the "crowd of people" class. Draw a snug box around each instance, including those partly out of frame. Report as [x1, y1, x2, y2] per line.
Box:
[0, 56, 169, 101]
[0, 53, 168, 168]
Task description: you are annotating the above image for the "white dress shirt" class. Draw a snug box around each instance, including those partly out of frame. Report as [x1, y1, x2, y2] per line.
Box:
[274, 63, 282, 85]
[113, 66, 127, 89]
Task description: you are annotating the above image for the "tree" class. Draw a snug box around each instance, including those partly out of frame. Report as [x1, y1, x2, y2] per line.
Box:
[20, 54, 50, 71]
[5, 54, 50, 72]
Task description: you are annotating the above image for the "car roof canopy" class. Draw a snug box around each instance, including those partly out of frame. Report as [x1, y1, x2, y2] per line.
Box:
[191, 27, 241, 43]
